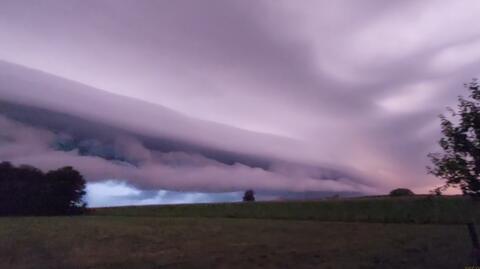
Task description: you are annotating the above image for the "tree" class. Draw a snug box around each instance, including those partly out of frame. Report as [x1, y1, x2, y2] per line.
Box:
[428, 79, 480, 197]
[243, 189, 255, 202]
[45, 166, 87, 215]
[0, 162, 46, 215]
[389, 188, 414, 197]
[0, 162, 87, 215]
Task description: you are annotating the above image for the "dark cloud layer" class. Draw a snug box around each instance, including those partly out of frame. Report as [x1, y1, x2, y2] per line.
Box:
[1, 1, 480, 204]
[0, 108, 371, 195]
[0, 65, 372, 196]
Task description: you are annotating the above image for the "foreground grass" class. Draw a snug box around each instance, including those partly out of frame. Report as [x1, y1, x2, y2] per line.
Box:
[96, 195, 480, 224]
[0, 216, 473, 269]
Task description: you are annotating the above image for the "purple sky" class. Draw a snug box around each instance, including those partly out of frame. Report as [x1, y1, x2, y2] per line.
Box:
[1, 1, 480, 205]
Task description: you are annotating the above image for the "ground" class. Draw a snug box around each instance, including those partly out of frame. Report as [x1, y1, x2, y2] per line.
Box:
[0, 215, 473, 269]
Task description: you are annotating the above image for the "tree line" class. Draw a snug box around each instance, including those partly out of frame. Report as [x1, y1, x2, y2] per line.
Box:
[0, 162, 87, 216]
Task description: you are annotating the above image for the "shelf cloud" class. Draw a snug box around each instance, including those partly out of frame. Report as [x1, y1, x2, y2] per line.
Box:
[1, 0, 480, 204]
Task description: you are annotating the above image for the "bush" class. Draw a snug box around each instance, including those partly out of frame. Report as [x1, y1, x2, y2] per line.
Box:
[389, 188, 415, 197]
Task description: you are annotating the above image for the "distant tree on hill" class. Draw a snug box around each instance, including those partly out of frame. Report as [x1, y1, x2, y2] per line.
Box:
[389, 188, 414, 197]
[428, 79, 480, 198]
[0, 162, 87, 216]
[432, 188, 442, 196]
[243, 189, 255, 202]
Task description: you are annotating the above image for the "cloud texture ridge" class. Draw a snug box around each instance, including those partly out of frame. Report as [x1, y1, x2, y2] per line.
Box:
[1, 1, 480, 202]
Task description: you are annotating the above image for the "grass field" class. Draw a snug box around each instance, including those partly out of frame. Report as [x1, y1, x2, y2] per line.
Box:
[1, 196, 479, 269]
[0, 216, 474, 269]
[95, 195, 480, 224]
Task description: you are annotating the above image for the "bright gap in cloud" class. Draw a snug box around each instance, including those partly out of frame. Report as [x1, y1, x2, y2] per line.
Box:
[377, 82, 437, 114]
[85, 180, 242, 207]
[429, 38, 480, 73]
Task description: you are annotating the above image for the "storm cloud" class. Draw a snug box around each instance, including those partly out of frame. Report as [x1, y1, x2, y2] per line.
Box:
[0, 114, 372, 196]
[1, 1, 480, 204]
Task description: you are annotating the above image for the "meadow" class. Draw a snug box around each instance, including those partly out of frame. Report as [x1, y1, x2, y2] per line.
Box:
[96, 195, 480, 224]
[1, 195, 478, 269]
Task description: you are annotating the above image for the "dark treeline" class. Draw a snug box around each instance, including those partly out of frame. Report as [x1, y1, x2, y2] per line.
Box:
[0, 162, 87, 216]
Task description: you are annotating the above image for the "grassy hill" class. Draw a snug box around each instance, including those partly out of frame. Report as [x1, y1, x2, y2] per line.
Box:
[95, 195, 480, 224]
[1, 195, 478, 269]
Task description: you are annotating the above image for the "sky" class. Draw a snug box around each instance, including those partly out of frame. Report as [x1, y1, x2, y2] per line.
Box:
[1, 0, 480, 206]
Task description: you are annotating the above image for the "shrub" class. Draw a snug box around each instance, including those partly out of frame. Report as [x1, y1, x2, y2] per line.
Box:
[389, 188, 414, 197]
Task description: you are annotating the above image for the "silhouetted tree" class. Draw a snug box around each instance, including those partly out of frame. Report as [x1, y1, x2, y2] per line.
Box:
[428, 79, 480, 198]
[0, 162, 87, 215]
[389, 188, 414, 197]
[45, 166, 87, 215]
[0, 162, 46, 215]
[243, 189, 255, 202]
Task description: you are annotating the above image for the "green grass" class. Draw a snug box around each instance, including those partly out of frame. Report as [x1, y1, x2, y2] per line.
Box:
[2, 196, 479, 268]
[95, 195, 480, 224]
[0, 216, 474, 269]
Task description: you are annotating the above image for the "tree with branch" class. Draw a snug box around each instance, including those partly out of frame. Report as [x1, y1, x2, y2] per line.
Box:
[428, 79, 480, 197]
